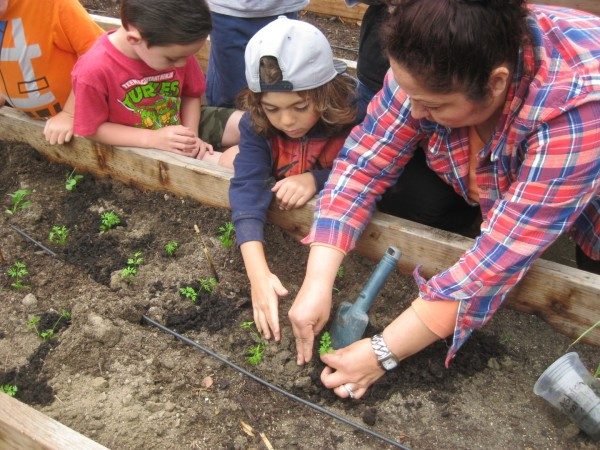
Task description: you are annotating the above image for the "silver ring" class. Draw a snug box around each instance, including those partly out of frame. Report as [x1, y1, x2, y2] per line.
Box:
[342, 383, 355, 399]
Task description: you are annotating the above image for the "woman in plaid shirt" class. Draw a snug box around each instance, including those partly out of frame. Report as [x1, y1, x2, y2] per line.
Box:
[288, 0, 600, 400]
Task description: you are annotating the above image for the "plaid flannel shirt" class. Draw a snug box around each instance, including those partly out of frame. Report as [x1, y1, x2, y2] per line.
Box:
[303, 6, 600, 365]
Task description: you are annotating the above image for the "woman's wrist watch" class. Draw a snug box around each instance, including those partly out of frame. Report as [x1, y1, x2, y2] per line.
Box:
[371, 334, 399, 371]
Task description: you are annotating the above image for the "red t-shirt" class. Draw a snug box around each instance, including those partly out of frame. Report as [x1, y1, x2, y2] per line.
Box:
[72, 32, 205, 136]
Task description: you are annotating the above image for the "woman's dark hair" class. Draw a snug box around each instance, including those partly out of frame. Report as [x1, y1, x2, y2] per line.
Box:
[237, 56, 357, 137]
[121, 0, 211, 47]
[383, 0, 529, 100]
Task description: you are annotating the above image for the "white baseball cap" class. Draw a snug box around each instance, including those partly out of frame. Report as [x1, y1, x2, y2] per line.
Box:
[245, 16, 346, 93]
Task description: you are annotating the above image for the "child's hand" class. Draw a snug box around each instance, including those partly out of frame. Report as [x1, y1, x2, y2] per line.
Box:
[152, 125, 200, 155]
[43, 111, 74, 145]
[271, 172, 317, 210]
[249, 271, 289, 341]
[194, 138, 214, 160]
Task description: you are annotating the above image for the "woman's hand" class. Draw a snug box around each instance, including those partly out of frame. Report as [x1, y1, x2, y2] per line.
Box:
[43, 111, 74, 145]
[271, 172, 317, 210]
[288, 245, 345, 364]
[320, 338, 385, 399]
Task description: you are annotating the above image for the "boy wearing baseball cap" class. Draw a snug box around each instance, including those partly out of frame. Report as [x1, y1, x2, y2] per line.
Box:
[229, 17, 358, 341]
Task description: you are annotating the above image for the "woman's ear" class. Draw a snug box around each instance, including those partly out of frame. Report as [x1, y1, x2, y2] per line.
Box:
[488, 65, 511, 99]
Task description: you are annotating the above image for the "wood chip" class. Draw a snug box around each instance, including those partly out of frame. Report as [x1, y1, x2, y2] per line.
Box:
[259, 432, 274, 450]
[240, 420, 254, 437]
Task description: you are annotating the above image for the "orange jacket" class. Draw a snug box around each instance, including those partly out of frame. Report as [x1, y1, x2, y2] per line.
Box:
[0, 0, 102, 118]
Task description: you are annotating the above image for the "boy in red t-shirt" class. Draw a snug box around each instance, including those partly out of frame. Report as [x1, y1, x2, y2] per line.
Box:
[0, 0, 102, 144]
[72, 0, 241, 161]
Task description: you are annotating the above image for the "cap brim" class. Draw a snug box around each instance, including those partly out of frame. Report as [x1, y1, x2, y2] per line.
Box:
[333, 59, 347, 74]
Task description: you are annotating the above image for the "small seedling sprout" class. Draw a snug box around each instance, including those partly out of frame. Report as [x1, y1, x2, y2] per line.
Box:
[65, 170, 84, 191]
[120, 251, 143, 281]
[247, 342, 266, 366]
[27, 309, 71, 341]
[240, 320, 267, 366]
[164, 240, 180, 257]
[48, 225, 69, 245]
[318, 331, 335, 356]
[5, 189, 32, 215]
[7, 261, 28, 290]
[0, 384, 18, 397]
[199, 276, 218, 294]
[99, 211, 121, 232]
[217, 221, 235, 248]
[336, 266, 346, 279]
[179, 286, 198, 303]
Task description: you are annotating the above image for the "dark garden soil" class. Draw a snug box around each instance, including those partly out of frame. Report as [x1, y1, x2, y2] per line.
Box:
[0, 3, 598, 449]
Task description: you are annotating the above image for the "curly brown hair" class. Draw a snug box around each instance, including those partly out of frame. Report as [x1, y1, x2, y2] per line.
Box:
[237, 56, 357, 137]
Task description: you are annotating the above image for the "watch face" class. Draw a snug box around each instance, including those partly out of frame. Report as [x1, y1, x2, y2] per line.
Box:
[382, 357, 398, 370]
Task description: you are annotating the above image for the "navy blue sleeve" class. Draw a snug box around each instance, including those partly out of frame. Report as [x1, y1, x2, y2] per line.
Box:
[229, 113, 274, 245]
[311, 168, 332, 192]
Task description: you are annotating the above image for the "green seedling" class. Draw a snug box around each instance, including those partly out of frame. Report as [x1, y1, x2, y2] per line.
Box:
[240, 320, 267, 366]
[568, 318, 599, 378]
[27, 310, 71, 341]
[120, 251, 143, 281]
[179, 286, 199, 303]
[65, 170, 84, 191]
[199, 276, 217, 294]
[164, 240, 180, 257]
[5, 189, 32, 215]
[120, 266, 138, 280]
[595, 363, 600, 378]
[7, 261, 28, 290]
[48, 225, 69, 245]
[247, 342, 266, 366]
[318, 331, 334, 356]
[0, 384, 18, 397]
[333, 265, 346, 293]
[217, 221, 235, 248]
[99, 211, 121, 232]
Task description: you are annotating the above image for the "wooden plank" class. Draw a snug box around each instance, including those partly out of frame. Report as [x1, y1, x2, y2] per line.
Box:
[305, 0, 367, 21]
[0, 107, 598, 346]
[0, 393, 108, 450]
[90, 14, 210, 71]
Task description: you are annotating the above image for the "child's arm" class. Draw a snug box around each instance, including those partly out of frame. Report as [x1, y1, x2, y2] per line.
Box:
[90, 122, 200, 156]
[239, 241, 288, 341]
[43, 90, 75, 145]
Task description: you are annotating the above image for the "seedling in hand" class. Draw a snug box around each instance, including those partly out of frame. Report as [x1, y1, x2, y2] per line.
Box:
[318, 331, 334, 356]
[99, 211, 121, 232]
[199, 276, 217, 294]
[48, 225, 69, 245]
[164, 240, 180, 257]
[5, 189, 32, 215]
[7, 261, 28, 290]
[179, 286, 198, 303]
[217, 221, 235, 248]
[65, 170, 84, 191]
[0, 384, 18, 397]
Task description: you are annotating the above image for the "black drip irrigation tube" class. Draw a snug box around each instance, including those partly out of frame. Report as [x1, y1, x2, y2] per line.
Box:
[143, 315, 412, 450]
[9, 224, 57, 257]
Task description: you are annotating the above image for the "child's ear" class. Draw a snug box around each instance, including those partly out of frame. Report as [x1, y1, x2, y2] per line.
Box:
[124, 26, 143, 46]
